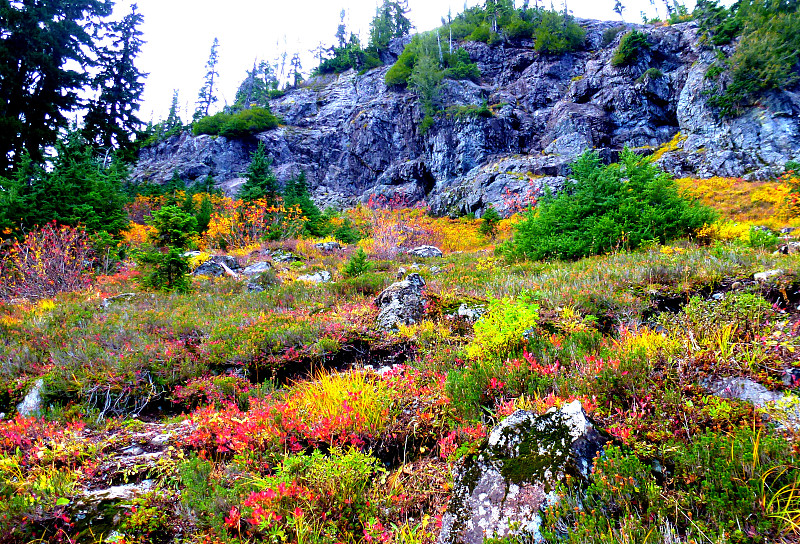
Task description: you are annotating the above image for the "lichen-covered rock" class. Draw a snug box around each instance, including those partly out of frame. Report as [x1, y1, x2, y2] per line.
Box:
[242, 261, 273, 276]
[17, 378, 45, 417]
[408, 245, 443, 258]
[296, 270, 332, 283]
[438, 401, 609, 544]
[375, 273, 426, 330]
[193, 260, 225, 277]
[315, 241, 342, 252]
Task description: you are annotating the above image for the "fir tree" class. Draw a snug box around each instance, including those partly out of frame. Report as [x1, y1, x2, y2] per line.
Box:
[195, 37, 220, 120]
[344, 247, 373, 277]
[83, 4, 147, 152]
[0, 0, 114, 173]
[239, 142, 279, 204]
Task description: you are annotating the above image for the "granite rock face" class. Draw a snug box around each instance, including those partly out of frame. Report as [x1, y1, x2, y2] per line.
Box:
[132, 20, 800, 216]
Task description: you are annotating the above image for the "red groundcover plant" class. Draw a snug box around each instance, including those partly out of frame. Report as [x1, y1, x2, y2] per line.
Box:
[0, 222, 92, 300]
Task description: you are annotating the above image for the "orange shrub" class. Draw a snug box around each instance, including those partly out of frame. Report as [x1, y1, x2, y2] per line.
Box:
[205, 197, 307, 250]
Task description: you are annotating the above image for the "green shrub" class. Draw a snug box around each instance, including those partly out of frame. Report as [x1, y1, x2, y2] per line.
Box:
[219, 107, 279, 138]
[509, 149, 716, 261]
[601, 25, 627, 47]
[505, 18, 535, 39]
[444, 48, 481, 81]
[748, 226, 780, 252]
[192, 112, 231, 136]
[385, 45, 416, 87]
[478, 205, 501, 239]
[785, 160, 800, 174]
[639, 67, 664, 81]
[138, 246, 192, 293]
[334, 218, 362, 244]
[468, 23, 492, 43]
[192, 107, 278, 138]
[343, 248, 373, 278]
[612, 30, 650, 66]
[467, 295, 539, 360]
[534, 11, 586, 54]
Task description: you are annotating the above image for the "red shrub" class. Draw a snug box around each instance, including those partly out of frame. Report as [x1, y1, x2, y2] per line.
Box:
[0, 222, 92, 300]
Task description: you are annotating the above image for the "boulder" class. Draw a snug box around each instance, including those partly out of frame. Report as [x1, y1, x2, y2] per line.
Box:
[271, 250, 302, 263]
[193, 261, 225, 277]
[211, 255, 240, 270]
[247, 282, 265, 293]
[375, 273, 427, 330]
[454, 303, 485, 323]
[408, 246, 443, 258]
[17, 378, 45, 417]
[242, 261, 273, 276]
[315, 241, 342, 252]
[438, 402, 608, 544]
[754, 269, 784, 282]
[706, 376, 800, 432]
[296, 270, 332, 283]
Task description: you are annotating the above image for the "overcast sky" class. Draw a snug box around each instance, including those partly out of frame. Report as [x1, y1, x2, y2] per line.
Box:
[130, 0, 704, 123]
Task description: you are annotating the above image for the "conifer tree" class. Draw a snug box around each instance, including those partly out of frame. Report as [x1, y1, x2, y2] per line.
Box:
[83, 4, 147, 152]
[0, 0, 114, 173]
[239, 142, 279, 204]
[195, 38, 220, 120]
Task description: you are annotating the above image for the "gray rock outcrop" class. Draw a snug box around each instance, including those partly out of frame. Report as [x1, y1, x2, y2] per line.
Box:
[296, 270, 332, 283]
[438, 401, 608, 544]
[375, 273, 427, 330]
[132, 20, 800, 216]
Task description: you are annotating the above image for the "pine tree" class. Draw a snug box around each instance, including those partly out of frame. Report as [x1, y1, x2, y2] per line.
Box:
[478, 205, 501, 239]
[613, 0, 625, 20]
[165, 90, 182, 133]
[290, 53, 303, 86]
[195, 37, 220, 120]
[344, 248, 373, 277]
[0, 0, 114, 173]
[239, 142, 279, 204]
[83, 4, 147, 152]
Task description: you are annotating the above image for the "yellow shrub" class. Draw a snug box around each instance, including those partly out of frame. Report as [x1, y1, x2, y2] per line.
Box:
[287, 370, 392, 434]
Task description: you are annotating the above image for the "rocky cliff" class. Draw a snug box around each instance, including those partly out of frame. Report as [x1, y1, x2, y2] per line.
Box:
[132, 19, 800, 216]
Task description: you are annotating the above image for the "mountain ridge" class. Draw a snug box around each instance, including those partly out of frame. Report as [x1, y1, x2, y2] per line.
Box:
[132, 18, 800, 216]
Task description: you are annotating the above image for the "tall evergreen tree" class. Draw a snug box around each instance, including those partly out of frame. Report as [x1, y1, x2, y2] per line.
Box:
[195, 37, 220, 120]
[0, 130, 128, 234]
[0, 0, 114, 174]
[83, 4, 147, 152]
[165, 90, 182, 132]
[239, 142, 279, 204]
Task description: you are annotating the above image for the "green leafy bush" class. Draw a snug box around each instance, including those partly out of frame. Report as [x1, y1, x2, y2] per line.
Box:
[601, 25, 627, 47]
[612, 30, 650, 66]
[192, 107, 278, 138]
[466, 295, 539, 360]
[534, 11, 586, 54]
[508, 149, 716, 261]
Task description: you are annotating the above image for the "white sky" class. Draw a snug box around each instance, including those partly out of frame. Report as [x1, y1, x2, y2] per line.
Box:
[129, 0, 703, 122]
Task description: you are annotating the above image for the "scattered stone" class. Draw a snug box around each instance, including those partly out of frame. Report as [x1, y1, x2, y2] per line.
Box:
[297, 270, 332, 283]
[776, 242, 800, 255]
[731, 281, 743, 290]
[211, 255, 240, 270]
[100, 292, 136, 309]
[706, 376, 782, 407]
[315, 241, 342, 252]
[781, 227, 795, 235]
[148, 432, 172, 448]
[121, 445, 144, 456]
[783, 368, 800, 388]
[182, 251, 204, 259]
[79, 480, 155, 506]
[454, 303, 486, 323]
[193, 260, 225, 277]
[247, 282, 265, 293]
[754, 269, 784, 282]
[438, 402, 608, 544]
[396, 267, 407, 279]
[711, 293, 724, 301]
[375, 273, 426, 330]
[407, 246, 443, 258]
[242, 261, 273, 276]
[271, 250, 302, 263]
[429, 266, 442, 275]
[706, 376, 800, 432]
[17, 378, 45, 417]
